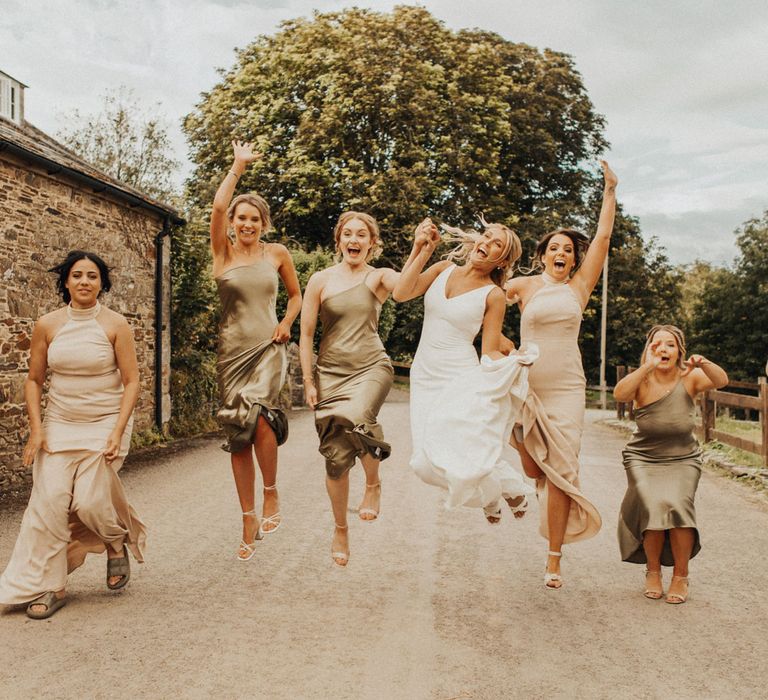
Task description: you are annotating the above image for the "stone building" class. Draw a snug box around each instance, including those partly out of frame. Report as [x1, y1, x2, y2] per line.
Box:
[0, 69, 183, 494]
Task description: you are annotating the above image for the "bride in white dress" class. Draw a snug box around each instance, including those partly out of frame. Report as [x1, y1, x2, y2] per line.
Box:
[393, 218, 534, 520]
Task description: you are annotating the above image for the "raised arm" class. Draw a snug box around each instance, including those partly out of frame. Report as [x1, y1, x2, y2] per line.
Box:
[272, 244, 302, 343]
[22, 320, 50, 466]
[573, 160, 618, 300]
[683, 355, 729, 396]
[392, 218, 448, 302]
[210, 140, 261, 262]
[614, 352, 661, 403]
[480, 287, 507, 360]
[299, 273, 323, 408]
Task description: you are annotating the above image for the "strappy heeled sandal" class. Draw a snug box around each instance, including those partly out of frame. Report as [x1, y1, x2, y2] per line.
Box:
[505, 495, 529, 519]
[544, 550, 563, 589]
[644, 569, 664, 600]
[665, 575, 689, 604]
[358, 481, 381, 521]
[261, 484, 282, 534]
[106, 544, 131, 590]
[237, 509, 263, 562]
[332, 523, 349, 567]
[483, 500, 502, 524]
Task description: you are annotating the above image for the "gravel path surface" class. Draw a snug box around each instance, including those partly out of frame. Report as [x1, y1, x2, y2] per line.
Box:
[2, 393, 767, 699]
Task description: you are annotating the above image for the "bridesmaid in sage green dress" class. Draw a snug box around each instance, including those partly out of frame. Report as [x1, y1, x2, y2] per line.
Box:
[300, 212, 399, 566]
[614, 325, 728, 604]
[210, 141, 301, 562]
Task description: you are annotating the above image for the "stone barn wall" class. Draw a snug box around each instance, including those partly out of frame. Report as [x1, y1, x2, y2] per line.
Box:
[0, 150, 170, 494]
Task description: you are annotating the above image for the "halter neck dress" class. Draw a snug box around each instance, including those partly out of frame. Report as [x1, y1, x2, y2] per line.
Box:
[313, 277, 393, 479]
[515, 276, 602, 543]
[410, 265, 533, 508]
[0, 303, 146, 605]
[215, 260, 288, 452]
[618, 381, 702, 565]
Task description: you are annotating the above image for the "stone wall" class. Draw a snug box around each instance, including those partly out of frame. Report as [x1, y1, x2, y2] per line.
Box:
[0, 151, 170, 494]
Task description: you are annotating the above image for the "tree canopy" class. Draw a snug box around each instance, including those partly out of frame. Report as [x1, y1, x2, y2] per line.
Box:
[688, 211, 768, 380]
[58, 87, 180, 202]
[184, 5, 608, 260]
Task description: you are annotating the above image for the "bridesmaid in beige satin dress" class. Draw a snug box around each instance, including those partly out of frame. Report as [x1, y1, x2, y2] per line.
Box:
[300, 212, 399, 566]
[0, 251, 146, 619]
[614, 325, 727, 604]
[505, 160, 617, 588]
[211, 141, 301, 561]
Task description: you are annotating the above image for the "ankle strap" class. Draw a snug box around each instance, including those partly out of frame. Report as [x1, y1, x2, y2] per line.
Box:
[335, 523, 348, 530]
[365, 481, 381, 488]
[547, 551, 562, 557]
[243, 509, 258, 516]
[263, 484, 277, 491]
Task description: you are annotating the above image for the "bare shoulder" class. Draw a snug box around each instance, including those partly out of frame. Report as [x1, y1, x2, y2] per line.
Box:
[267, 242, 291, 259]
[37, 307, 66, 328]
[431, 259, 452, 273]
[487, 286, 506, 304]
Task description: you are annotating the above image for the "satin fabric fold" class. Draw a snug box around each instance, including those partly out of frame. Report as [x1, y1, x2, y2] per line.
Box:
[313, 281, 393, 478]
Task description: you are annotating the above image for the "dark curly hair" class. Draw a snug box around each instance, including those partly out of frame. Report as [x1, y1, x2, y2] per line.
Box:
[48, 251, 112, 303]
[533, 228, 591, 274]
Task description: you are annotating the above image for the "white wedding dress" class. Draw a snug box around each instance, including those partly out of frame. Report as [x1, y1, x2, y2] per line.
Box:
[409, 265, 535, 510]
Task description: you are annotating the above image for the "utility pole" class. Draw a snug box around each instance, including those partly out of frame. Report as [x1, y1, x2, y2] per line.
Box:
[599, 256, 609, 410]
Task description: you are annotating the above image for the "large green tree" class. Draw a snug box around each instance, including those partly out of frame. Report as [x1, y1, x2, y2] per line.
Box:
[689, 211, 768, 380]
[184, 6, 608, 250]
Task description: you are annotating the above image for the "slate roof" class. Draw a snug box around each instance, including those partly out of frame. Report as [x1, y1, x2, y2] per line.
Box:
[0, 116, 183, 223]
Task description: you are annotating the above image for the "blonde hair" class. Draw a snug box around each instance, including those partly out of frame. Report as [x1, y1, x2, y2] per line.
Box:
[227, 193, 273, 233]
[441, 218, 522, 287]
[641, 324, 687, 370]
[332, 211, 383, 261]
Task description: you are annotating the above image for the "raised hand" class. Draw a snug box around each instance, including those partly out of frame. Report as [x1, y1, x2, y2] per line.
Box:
[644, 340, 664, 370]
[681, 354, 707, 376]
[415, 217, 440, 252]
[600, 159, 618, 190]
[232, 140, 261, 165]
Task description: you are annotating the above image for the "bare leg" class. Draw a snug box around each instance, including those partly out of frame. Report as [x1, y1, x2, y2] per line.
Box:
[253, 415, 280, 531]
[231, 444, 259, 557]
[326, 472, 350, 565]
[545, 481, 570, 588]
[642, 529, 665, 599]
[667, 527, 694, 602]
[511, 434, 544, 480]
[358, 453, 381, 520]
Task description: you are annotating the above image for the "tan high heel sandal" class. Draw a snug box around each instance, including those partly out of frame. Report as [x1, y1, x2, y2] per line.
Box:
[332, 523, 349, 567]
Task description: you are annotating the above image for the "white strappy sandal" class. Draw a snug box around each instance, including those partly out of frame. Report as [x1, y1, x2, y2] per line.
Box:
[261, 484, 282, 534]
[358, 481, 381, 521]
[237, 509, 263, 562]
[332, 523, 349, 567]
[544, 550, 562, 589]
[484, 501, 503, 524]
[505, 495, 529, 519]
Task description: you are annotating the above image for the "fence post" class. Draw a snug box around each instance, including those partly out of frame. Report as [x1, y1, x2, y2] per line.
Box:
[616, 366, 626, 419]
[759, 377, 768, 468]
[627, 366, 636, 421]
[700, 390, 715, 444]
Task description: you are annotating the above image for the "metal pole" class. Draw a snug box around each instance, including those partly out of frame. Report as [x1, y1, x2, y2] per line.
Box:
[599, 256, 609, 410]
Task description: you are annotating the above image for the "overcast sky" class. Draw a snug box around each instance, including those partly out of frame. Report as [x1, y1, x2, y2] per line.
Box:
[2, 0, 766, 265]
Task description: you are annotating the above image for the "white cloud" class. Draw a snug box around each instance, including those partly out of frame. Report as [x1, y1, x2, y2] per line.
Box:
[2, 0, 766, 265]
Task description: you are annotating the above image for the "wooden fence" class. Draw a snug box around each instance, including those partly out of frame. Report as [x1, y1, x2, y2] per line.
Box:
[615, 367, 768, 467]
